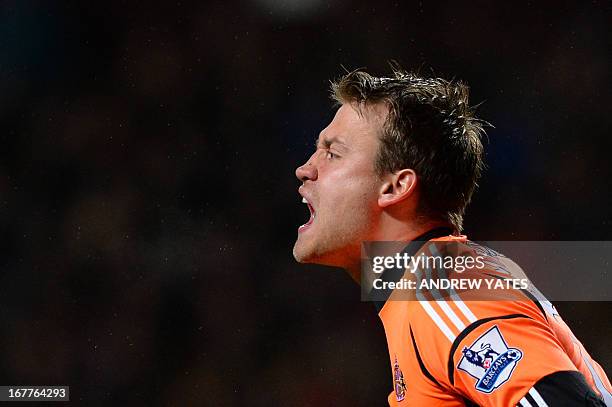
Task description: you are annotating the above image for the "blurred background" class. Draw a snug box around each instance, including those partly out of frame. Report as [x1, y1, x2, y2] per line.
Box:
[0, 0, 610, 405]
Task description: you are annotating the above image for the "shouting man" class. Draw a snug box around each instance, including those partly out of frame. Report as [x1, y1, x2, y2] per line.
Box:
[293, 68, 611, 406]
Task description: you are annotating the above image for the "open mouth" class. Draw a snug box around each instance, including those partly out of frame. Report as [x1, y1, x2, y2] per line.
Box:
[298, 197, 315, 232]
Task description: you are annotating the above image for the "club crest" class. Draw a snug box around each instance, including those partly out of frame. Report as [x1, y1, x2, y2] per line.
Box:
[457, 325, 522, 393]
[393, 356, 406, 401]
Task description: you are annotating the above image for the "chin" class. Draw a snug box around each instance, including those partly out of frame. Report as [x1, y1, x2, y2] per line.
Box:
[293, 245, 344, 269]
[293, 228, 355, 267]
[293, 241, 321, 264]
[292, 247, 307, 263]
[292, 245, 321, 264]
[292, 240, 310, 263]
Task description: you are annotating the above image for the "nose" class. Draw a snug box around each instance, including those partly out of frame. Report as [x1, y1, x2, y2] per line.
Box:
[295, 153, 318, 182]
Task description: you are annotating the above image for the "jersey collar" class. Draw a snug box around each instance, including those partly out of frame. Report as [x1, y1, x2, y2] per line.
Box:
[372, 226, 453, 313]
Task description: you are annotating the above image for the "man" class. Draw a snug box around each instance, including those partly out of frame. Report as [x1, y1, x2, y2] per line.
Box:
[293, 68, 611, 406]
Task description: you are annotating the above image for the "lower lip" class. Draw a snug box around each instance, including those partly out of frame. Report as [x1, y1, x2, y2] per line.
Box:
[298, 214, 315, 233]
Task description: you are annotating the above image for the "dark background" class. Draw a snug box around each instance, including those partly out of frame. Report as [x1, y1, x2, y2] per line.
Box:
[0, 0, 610, 405]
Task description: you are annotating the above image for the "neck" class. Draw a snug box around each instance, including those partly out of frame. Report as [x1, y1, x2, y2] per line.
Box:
[375, 210, 453, 241]
[345, 220, 453, 285]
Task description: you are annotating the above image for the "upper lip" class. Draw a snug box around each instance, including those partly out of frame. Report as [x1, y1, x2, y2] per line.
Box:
[298, 186, 314, 209]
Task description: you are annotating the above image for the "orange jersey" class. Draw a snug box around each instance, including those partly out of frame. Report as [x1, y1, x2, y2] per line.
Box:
[377, 232, 611, 406]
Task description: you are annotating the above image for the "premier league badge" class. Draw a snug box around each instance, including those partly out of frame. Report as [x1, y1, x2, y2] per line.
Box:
[393, 356, 406, 401]
[457, 325, 523, 393]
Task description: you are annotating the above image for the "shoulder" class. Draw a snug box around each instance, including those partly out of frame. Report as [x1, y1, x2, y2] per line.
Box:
[408, 290, 550, 382]
[408, 290, 588, 405]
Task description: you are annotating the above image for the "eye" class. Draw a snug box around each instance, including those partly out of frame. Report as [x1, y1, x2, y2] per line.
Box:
[325, 150, 338, 160]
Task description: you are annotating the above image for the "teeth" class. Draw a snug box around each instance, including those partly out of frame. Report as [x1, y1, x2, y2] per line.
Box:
[302, 197, 307, 204]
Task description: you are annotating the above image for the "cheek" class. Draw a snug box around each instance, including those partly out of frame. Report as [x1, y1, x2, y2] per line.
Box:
[321, 175, 379, 218]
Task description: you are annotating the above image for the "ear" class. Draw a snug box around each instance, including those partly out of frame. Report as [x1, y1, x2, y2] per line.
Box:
[378, 169, 417, 208]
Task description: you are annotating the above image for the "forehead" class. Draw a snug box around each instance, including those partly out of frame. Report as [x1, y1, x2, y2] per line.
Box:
[319, 102, 388, 145]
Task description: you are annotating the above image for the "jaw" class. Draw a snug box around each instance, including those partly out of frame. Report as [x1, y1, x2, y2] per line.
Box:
[293, 220, 363, 269]
[294, 186, 381, 268]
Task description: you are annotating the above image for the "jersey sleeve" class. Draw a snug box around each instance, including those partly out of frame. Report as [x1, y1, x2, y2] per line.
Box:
[445, 302, 604, 406]
[517, 370, 608, 406]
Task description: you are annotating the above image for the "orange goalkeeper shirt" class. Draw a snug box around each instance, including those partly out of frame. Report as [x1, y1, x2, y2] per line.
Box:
[376, 230, 611, 406]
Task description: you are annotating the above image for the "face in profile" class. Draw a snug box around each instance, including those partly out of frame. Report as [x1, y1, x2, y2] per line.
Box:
[293, 102, 388, 269]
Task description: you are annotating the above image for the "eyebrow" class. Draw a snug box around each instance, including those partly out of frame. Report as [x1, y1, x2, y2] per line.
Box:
[316, 135, 349, 150]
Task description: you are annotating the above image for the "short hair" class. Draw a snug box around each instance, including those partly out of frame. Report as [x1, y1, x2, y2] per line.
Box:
[331, 67, 488, 231]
